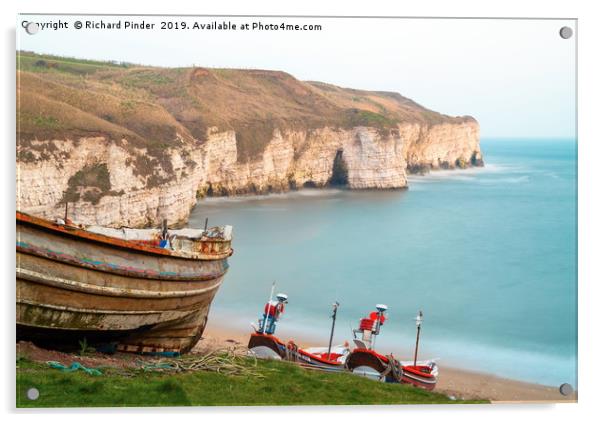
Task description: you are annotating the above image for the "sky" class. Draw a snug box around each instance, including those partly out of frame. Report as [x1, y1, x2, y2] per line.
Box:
[17, 15, 576, 139]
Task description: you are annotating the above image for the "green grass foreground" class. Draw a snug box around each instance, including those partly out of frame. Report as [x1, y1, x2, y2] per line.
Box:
[16, 357, 487, 407]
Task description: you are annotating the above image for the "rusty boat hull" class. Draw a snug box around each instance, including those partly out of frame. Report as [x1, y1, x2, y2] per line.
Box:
[16, 212, 233, 354]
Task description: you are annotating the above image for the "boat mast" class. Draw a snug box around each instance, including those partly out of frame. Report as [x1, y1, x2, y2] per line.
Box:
[261, 282, 276, 334]
[327, 301, 340, 358]
[413, 310, 423, 366]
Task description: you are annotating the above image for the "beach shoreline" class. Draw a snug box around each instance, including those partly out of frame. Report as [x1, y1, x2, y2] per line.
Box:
[197, 319, 577, 403]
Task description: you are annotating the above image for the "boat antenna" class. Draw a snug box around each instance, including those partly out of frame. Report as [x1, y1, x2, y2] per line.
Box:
[372, 304, 388, 350]
[261, 281, 276, 334]
[64, 202, 68, 222]
[413, 310, 423, 366]
[204, 217, 208, 231]
[327, 301, 340, 358]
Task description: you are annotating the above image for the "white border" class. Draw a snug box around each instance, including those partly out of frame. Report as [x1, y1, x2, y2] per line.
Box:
[3, 1, 600, 421]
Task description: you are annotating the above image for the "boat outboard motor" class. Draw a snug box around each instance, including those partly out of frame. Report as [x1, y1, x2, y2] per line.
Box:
[352, 304, 388, 350]
[258, 293, 288, 335]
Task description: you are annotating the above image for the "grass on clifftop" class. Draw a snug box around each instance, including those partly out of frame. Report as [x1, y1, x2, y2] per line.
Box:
[16, 357, 486, 408]
[17, 50, 474, 164]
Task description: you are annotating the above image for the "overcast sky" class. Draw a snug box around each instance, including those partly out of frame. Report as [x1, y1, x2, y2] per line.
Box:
[17, 15, 576, 139]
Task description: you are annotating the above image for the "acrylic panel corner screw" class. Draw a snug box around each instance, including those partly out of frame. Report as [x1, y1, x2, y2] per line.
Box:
[26, 387, 39, 400]
[559, 383, 573, 396]
[25, 22, 39, 35]
[559, 26, 573, 39]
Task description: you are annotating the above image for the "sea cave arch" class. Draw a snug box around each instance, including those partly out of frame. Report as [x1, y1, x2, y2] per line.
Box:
[328, 149, 349, 187]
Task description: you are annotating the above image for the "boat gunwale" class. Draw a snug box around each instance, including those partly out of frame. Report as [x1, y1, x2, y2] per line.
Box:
[349, 347, 391, 364]
[295, 345, 346, 366]
[248, 332, 287, 357]
[249, 332, 287, 348]
[16, 211, 232, 261]
[403, 365, 437, 379]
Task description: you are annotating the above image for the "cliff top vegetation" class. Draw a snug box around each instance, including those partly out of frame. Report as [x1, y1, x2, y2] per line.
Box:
[17, 51, 475, 162]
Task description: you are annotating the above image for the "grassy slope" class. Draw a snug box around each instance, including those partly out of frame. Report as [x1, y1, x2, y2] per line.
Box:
[17, 51, 473, 163]
[16, 357, 486, 408]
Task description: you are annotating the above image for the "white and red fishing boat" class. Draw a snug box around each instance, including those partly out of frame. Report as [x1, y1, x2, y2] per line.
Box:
[344, 307, 439, 390]
[397, 311, 439, 390]
[247, 287, 290, 359]
[247, 291, 349, 373]
[345, 348, 438, 389]
[248, 332, 349, 373]
[344, 304, 400, 381]
[247, 294, 438, 388]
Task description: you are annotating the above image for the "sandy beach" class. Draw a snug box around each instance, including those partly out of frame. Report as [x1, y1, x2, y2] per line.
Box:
[197, 320, 577, 403]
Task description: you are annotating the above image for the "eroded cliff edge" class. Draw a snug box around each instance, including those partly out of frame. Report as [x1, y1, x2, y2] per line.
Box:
[17, 52, 482, 227]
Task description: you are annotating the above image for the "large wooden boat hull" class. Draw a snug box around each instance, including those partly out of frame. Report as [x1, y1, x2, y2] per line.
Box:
[16, 212, 232, 354]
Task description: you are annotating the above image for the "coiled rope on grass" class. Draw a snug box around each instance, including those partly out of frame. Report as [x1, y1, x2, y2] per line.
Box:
[137, 346, 266, 378]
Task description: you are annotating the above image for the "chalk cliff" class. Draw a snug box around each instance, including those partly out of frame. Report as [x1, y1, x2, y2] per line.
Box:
[16, 52, 482, 227]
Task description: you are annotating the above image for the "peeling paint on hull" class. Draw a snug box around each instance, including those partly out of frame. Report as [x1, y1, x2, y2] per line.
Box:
[16, 212, 233, 353]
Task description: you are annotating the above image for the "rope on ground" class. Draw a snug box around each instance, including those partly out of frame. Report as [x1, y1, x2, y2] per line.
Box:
[46, 361, 103, 376]
[136, 345, 266, 378]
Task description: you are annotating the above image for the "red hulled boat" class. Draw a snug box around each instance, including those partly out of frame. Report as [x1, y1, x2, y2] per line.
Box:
[246, 294, 438, 389]
[247, 292, 348, 373]
[247, 332, 349, 373]
[344, 306, 439, 390]
[397, 360, 439, 390]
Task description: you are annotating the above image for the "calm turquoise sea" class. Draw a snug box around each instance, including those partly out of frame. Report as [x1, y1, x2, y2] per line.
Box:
[188, 139, 577, 387]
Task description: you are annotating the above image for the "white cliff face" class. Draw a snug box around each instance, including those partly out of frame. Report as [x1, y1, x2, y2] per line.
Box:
[399, 120, 482, 171]
[16, 120, 480, 227]
[17, 138, 204, 227]
[199, 127, 408, 195]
